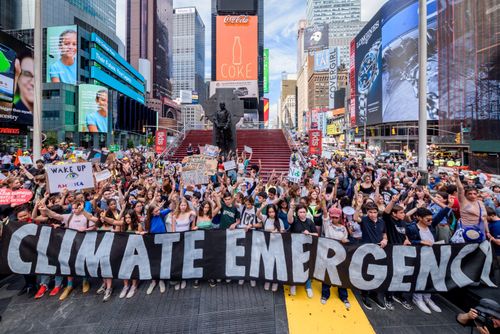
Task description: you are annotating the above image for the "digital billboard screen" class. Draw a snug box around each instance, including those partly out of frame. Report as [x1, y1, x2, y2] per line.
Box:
[304, 24, 329, 51]
[46, 25, 78, 85]
[217, 0, 257, 14]
[381, 0, 438, 123]
[0, 30, 34, 127]
[78, 84, 109, 133]
[216, 15, 258, 81]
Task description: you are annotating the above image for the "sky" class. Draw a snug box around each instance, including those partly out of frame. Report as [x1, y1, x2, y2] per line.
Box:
[118, 0, 388, 124]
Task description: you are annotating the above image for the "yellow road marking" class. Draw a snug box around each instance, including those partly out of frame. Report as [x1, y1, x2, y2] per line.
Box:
[284, 280, 375, 334]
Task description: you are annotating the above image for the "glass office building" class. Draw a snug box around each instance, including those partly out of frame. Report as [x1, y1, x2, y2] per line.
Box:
[172, 7, 206, 104]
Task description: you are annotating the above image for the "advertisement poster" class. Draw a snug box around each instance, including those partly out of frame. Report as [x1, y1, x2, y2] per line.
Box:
[314, 49, 329, 72]
[329, 47, 340, 109]
[304, 24, 329, 51]
[0, 30, 34, 127]
[381, 0, 439, 122]
[155, 129, 167, 154]
[263, 98, 269, 126]
[263, 49, 269, 93]
[46, 162, 94, 193]
[46, 25, 77, 85]
[209, 80, 258, 98]
[355, 14, 382, 126]
[216, 15, 258, 81]
[309, 130, 322, 156]
[78, 84, 109, 133]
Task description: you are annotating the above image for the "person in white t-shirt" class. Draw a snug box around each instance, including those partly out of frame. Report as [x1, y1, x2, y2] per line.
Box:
[42, 200, 98, 301]
[320, 206, 351, 309]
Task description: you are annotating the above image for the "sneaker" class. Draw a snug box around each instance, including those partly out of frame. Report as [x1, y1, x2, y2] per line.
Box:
[306, 288, 313, 298]
[320, 298, 327, 305]
[96, 283, 106, 295]
[49, 286, 62, 297]
[343, 300, 351, 309]
[216, 279, 222, 283]
[264, 282, 270, 290]
[225, 279, 231, 283]
[59, 286, 73, 301]
[159, 280, 166, 293]
[371, 296, 386, 310]
[271, 283, 278, 292]
[425, 299, 442, 313]
[414, 299, 431, 314]
[250, 280, 256, 287]
[193, 280, 200, 288]
[180, 281, 186, 289]
[209, 280, 217, 288]
[119, 286, 129, 299]
[146, 281, 156, 295]
[82, 280, 90, 294]
[393, 296, 413, 310]
[103, 288, 112, 302]
[361, 296, 372, 310]
[290, 286, 296, 296]
[238, 280, 244, 285]
[384, 297, 395, 311]
[34, 285, 47, 299]
[126, 286, 137, 299]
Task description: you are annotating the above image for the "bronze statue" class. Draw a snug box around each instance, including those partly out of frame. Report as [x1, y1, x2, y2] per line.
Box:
[213, 102, 232, 153]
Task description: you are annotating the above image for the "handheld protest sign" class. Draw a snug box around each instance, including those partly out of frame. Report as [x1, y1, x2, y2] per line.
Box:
[46, 162, 94, 193]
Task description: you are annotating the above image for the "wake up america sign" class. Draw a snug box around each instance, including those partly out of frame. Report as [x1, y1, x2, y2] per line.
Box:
[0, 222, 495, 292]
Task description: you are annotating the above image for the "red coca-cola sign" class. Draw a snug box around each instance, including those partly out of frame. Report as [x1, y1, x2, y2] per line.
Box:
[308, 130, 322, 156]
[224, 15, 249, 24]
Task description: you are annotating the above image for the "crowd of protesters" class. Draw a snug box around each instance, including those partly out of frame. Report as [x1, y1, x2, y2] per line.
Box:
[0, 138, 499, 331]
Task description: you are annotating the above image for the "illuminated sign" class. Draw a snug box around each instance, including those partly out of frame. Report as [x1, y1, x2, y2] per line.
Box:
[216, 15, 258, 81]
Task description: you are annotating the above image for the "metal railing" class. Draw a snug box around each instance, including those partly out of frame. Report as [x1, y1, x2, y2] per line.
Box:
[236, 121, 279, 129]
[282, 126, 307, 167]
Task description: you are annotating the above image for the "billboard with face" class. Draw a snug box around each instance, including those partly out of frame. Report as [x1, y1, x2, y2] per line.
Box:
[216, 15, 258, 81]
[78, 84, 109, 133]
[304, 24, 329, 51]
[0, 30, 34, 127]
[46, 25, 78, 85]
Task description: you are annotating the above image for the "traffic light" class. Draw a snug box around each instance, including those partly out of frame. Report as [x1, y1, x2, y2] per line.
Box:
[391, 127, 396, 135]
[455, 132, 461, 144]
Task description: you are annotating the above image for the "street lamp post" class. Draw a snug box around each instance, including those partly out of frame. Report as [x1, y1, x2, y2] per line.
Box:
[418, 0, 428, 180]
[33, 0, 42, 160]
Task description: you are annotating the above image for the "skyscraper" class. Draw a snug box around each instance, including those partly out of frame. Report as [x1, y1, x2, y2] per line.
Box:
[306, 0, 361, 25]
[172, 7, 206, 104]
[126, 0, 173, 99]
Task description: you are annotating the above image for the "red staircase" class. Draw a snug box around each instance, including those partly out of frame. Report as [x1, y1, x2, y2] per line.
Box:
[172, 129, 291, 180]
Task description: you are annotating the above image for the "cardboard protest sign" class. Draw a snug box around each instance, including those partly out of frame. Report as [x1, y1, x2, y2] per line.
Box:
[288, 166, 303, 183]
[182, 155, 217, 175]
[0, 188, 33, 205]
[95, 169, 112, 183]
[313, 169, 322, 185]
[165, 164, 176, 176]
[46, 162, 94, 193]
[204, 145, 219, 158]
[181, 170, 209, 185]
[223, 160, 237, 171]
[244, 146, 253, 154]
[74, 150, 85, 159]
[19, 156, 33, 165]
[109, 144, 120, 152]
[322, 151, 332, 160]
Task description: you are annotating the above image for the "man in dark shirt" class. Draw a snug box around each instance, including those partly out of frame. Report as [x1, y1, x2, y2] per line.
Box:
[354, 202, 388, 310]
[383, 193, 413, 310]
[288, 201, 318, 297]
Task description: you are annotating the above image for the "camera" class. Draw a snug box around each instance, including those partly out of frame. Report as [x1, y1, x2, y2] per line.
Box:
[475, 311, 495, 332]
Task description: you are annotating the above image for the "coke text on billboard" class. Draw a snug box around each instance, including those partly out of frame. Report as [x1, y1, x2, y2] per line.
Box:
[155, 129, 167, 154]
[309, 130, 322, 156]
[216, 16, 258, 81]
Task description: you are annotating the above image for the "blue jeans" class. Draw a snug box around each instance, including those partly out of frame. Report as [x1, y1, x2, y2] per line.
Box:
[305, 279, 312, 289]
[39, 275, 63, 287]
[321, 283, 348, 301]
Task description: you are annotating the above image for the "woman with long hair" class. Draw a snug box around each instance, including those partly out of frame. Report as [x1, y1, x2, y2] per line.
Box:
[307, 189, 323, 235]
[171, 198, 196, 290]
[256, 204, 285, 292]
[119, 210, 144, 299]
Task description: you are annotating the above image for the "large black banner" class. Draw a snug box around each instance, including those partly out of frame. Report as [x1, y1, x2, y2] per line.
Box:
[0, 222, 495, 292]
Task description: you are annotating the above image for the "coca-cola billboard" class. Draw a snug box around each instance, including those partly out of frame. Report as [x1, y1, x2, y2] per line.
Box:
[224, 15, 249, 24]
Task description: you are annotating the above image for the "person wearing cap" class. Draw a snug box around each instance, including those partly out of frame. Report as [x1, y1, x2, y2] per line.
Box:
[456, 299, 500, 334]
[320, 206, 351, 309]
